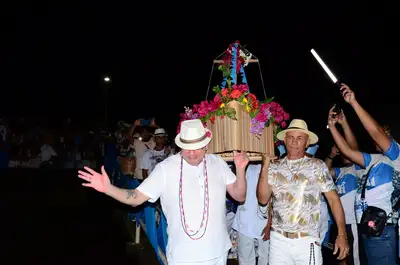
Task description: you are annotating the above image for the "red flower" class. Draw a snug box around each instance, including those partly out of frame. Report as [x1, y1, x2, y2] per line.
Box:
[221, 88, 228, 97]
[206, 131, 212, 138]
[247, 93, 258, 110]
[210, 116, 215, 124]
[231, 89, 242, 99]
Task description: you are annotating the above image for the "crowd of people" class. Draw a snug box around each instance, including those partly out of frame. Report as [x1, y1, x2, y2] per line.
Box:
[77, 83, 399, 265]
[0, 117, 104, 170]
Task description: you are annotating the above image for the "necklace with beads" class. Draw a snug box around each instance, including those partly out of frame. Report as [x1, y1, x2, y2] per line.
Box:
[179, 156, 210, 240]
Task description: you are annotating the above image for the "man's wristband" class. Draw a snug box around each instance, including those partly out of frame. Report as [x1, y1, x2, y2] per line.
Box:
[327, 155, 335, 160]
[337, 234, 348, 240]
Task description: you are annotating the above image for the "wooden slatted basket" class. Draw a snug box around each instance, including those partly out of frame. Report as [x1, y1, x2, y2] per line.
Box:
[206, 101, 275, 161]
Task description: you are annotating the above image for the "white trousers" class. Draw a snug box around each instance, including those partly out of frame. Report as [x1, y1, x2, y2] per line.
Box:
[237, 232, 269, 265]
[269, 231, 322, 265]
[168, 252, 228, 265]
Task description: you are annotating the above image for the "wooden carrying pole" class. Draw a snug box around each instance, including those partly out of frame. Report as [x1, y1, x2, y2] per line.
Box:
[213, 59, 259, 64]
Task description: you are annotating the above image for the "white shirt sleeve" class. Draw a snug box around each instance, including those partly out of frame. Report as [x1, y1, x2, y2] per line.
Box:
[140, 150, 151, 170]
[136, 163, 166, 203]
[218, 156, 236, 185]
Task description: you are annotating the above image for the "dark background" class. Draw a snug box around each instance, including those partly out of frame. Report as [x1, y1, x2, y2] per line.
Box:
[1, 2, 390, 157]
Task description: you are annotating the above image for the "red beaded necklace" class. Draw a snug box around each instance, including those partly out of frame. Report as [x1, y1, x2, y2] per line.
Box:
[179, 155, 210, 240]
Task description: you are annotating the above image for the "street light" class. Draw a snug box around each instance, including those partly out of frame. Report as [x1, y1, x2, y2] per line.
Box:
[103, 75, 111, 126]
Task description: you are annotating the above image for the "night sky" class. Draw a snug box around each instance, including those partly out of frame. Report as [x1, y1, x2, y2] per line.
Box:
[2, 2, 388, 157]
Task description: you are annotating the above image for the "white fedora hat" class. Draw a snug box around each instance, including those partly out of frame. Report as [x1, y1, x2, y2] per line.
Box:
[276, 119, 318, 144]
[175, 119, 212, 150]
[154, 128, 167, 136]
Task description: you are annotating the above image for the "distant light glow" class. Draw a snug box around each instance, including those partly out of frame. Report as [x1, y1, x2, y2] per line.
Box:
[104, 76, 111, 82]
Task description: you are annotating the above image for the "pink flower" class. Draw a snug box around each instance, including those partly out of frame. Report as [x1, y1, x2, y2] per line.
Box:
[213, 94, 221, 104]
[206, 131, 212, 138]
[232, 84, 248, 93]
[255, 111, 267, 123]
[368, 221, 375, 228]
[195, 100, 218, 118]
[281, 121, 287, 128]
[284, 112, 290, 121]
[275, 115, 283, 123]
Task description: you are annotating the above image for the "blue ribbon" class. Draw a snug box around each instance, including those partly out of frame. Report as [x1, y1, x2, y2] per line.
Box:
[306, 144, 319, 156]
[230, 43, 237, 85]
[221, 76, 227, 88]
[240, 64, 248, 87]
[277, 144, 286, 157]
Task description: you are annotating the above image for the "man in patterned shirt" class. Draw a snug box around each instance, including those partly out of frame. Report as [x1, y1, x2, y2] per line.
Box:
[257, 119, 349, 265]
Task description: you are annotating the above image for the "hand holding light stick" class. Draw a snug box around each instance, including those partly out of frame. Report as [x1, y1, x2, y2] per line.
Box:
[310, 49, 342, 127]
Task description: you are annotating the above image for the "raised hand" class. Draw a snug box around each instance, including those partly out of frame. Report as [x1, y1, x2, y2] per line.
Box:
[233, 151, 249, 170]
[340, 84, 356, 104]
[328, 105, 339, 128]
[149, 118, 157, 128]
[330, 145, 340, 158]
[78, 166, 111, 193]
[336, 110, 347, 125]
[262, 154, 277, 167]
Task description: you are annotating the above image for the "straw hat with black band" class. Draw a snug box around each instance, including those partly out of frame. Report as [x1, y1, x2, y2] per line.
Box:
[175, 119, 212, 151]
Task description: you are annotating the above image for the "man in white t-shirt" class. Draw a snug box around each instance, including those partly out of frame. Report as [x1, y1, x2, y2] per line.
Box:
[131, 127, 155, 180]
[140, 128, 171, 179]
[127, 119, 158, 180]
[78, 119, 249, 265]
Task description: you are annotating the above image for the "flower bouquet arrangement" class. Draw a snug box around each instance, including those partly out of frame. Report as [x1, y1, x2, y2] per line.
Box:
[178, 41, 289, 143]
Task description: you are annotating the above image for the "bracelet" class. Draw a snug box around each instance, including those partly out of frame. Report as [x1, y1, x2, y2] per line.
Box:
[337, 234, 348, 239]
[327, 155, 335, 160]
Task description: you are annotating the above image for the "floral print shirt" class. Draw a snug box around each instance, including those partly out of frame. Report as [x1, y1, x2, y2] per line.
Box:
[268, 156, 336, 238]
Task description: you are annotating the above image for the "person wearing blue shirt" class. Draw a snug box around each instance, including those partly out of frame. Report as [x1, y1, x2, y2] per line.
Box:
[328, 88, 397, 265]
[232, 163, 270, 265]
[325, 109, 363, 265]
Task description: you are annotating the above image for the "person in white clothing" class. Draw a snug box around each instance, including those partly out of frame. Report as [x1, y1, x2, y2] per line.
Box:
[78, 119, 249, 265]
[126, 119, 158, 180]
[140, 128, 171, 179]
[257, 119, 349, 265]
[233, 163, 270, 265]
